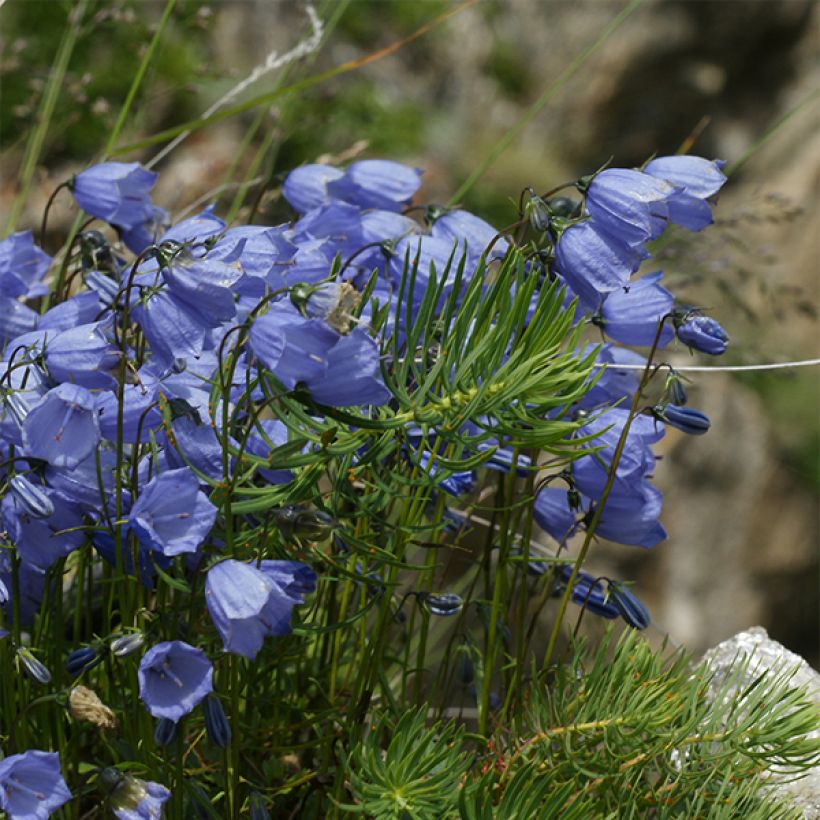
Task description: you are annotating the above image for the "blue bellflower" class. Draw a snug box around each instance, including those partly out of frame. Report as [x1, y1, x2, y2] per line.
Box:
[71, 162, 158, 231]
[128, 467, 217, 557]
[0, 231, 51, 299]
[584, 168, 673, 247]
[137, 640, 214, 722]
[22, 383, 100, 469]
[205, 559, 316, 660]
[0, 750, 71, 819]
[644, 155, 727, 231]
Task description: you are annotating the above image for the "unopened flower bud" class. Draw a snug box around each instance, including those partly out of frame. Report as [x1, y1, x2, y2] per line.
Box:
[110, 632, 146, 658]
[154, 717, 178, 747]
[66, 645, 101, 676]
[674, 312, 728, 355]
[249, 792, 272, 820]
[653, 403, 710, 436]
[9, 475, 55, 519]
[202, 695, 231, 748]
[663, 371, 688, 406]
[18, 647, 51, 685]
[607, 582, 651, 630]
[420, 592, 463, 617]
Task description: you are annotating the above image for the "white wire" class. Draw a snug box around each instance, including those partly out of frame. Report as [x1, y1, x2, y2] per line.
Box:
[592, 358, 820, 373]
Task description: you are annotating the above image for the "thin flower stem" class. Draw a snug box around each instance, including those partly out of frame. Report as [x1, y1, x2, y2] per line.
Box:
[542, 318, 668, 670]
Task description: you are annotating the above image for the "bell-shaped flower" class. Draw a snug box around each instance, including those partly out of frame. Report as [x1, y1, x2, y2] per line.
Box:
[137, 640, 213, 721]
[45, 321, 121, 389]
[597, 271, 674, 348]
[305, 327, 390, 407]
[644, 155, 727, 231]
[676, 314, 729, 355]
[71, 161, 158, 231]
[162, 251, 243, 327]
[205, 559, 316, 660]
[584, 168, 673, 247]
[38, 290, 105, 332]
[250, 304, 338, 390]
[158, 206, 225, 246]
[431, 209, 509, 262]
[0, 296, 39, 349]
[594, 480, 667, 548]
[244, 419, 295, 485]
[128, 467, 217, 557]
[131, 289, 210, 365]
[554, 220, 645, 310]
[0, 231, 51, 299]
[2, 490, 86, 570]
[326, 159, 422, 212]
[283, 163, 345, 214]
[0, 750, 71, 820]
[22, 383, 100, 469]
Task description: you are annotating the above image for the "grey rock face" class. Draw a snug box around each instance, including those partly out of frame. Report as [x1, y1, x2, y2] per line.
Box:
[702, 627, 820, 818]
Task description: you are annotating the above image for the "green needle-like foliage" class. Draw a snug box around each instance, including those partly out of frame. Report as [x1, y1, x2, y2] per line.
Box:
[344, 631, 819, 819]
[342, 707, 470, 819]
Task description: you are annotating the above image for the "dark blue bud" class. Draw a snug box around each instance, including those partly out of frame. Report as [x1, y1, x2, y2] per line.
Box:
[548, 196, 578, 217]
[202, 694, 231, 748]
[607, 582, 651, 630]
[110, 632, 146, 657]
[9, 475, 55, 519]
[421, 592, 463, 617]
[675, 313, 728, 355]
[66, 645, 101, 676]
[654, 404, 710, 436]
[154, 717, 178, 747]
[18, 647, 52, 685]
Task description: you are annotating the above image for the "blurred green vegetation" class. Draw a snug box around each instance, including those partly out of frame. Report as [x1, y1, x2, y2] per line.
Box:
[0, 0, 214, 159]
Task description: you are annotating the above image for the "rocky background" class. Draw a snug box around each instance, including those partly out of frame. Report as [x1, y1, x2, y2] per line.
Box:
[1, 0, 817, 662]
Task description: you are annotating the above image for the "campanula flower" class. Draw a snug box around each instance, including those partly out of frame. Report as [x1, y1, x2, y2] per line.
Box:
[430, 209, 509, 262]
[202, 694, 231, 747]
[304, 327, 390, 407]
[44, 321, 121, 390]
[653, 403, 711, 436]
[553, 220, 645, 309]
[71, 161, 158, 230]
[138, 640, 214, 721]
[594, 481, 667, 548]
[282, 163, 345, 214]
[100, 768, 171, 820]
[0, 750, 71, 819]
[583, 168, 673, 246]
[250, 304, 338, 390]
[0, 231, 51, 299]
[0, 296, 39, 349]
[128, 467, 217, 557]
[556, 566, 619, 620]
[205, 559, 316, 660]
[676, 314, 729, 355]
[597, 271, 674, 348]
[644, 155, 727, 231]
[326, 159, 422, 211]
[120, 204, 170, 255]
[22, 383, 100, 469]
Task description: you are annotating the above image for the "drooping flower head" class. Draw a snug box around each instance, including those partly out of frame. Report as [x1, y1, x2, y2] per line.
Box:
[205, 559, 316, 660]
[71, 161, 158, 231]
